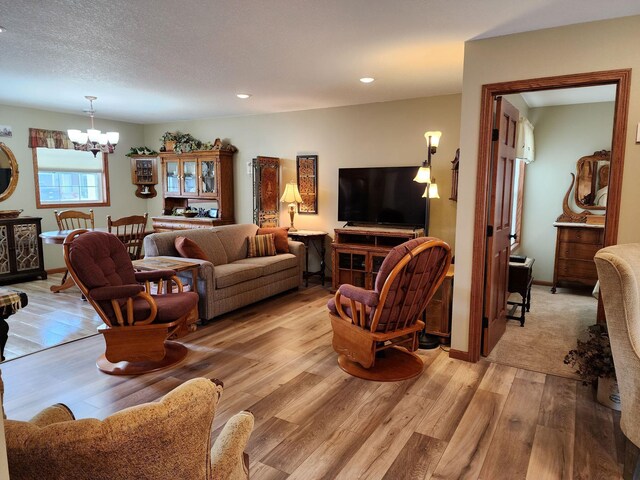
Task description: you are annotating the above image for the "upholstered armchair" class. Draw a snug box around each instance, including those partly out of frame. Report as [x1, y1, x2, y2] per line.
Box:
[328, 237, 451, 381]
[595, 244, 640, 479]
[64, 230, 199, 375]
[2, 374, 254, 480]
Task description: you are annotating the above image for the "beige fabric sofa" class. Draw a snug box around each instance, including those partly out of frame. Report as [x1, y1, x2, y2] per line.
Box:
[143, 224, 304, 322]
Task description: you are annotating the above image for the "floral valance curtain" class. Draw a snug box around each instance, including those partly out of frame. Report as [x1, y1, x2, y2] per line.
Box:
[28, 128, 73, 150]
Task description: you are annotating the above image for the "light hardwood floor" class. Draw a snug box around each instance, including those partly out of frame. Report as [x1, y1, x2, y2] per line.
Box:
[1, 284, 624, 479]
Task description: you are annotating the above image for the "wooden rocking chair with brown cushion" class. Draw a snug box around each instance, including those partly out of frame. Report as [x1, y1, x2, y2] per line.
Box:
[64, 229, 199, 375]
[107, 212, 149, 260]
[328, 237, 451, 381]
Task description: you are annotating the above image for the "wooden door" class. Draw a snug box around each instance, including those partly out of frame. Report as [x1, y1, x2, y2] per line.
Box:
[482, 97, 519, 355]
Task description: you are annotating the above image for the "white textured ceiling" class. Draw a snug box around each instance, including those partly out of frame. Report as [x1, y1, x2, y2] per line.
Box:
[0, 1, 639, 123]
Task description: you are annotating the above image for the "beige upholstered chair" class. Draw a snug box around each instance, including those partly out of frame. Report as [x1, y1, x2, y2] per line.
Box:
[2, 374, 254, 480]
[595, 244, 640, 479]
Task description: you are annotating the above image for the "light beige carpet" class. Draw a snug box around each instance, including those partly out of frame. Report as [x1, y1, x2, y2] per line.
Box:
[485, 285, 596, 380]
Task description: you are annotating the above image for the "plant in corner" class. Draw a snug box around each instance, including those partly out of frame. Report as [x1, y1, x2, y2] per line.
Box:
[564, 323, 615, 385]
[564, 323, 620, 409]
[160, 132, 178, 152]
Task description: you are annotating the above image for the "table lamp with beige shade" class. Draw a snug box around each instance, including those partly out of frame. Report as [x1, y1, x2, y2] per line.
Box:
[280, 181, 303, 231]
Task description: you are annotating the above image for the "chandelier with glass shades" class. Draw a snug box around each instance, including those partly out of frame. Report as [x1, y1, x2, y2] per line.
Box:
[67, 96, 119, 157]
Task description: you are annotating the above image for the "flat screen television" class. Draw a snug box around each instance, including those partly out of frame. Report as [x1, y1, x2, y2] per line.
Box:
[338, 166, 426, 228]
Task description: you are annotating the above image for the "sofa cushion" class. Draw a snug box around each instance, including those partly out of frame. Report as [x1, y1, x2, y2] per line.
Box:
[144, 229, 228, 266]
[247, 234, 277, 258]
[257, 227, 289, 253]
[213, 224, 259, 263]
[175, 236, 209, 261]
[235, 253, 298, 276]
[215, 263, 264, 289]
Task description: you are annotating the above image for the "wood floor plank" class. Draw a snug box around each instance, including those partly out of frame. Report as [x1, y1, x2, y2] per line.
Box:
[335, 394, 432, 480]
[573, 383, 621, 479]
[415, 360, 489, 441]
[479, 374, 546, 479]
[526, 375, 577, 480]
[287, 428, 364, 480]
[382, 432, 448, 480]
[246, 417, 300, 466]
[251, 462, 289, 480]
[430, 365, 516, 480]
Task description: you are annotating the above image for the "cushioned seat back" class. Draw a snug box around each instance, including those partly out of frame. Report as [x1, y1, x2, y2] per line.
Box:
[143, 228, 228, 265]
[67, 231, 137, 319]
[212, 224, 260, 263]
[373, 237, 450, 332]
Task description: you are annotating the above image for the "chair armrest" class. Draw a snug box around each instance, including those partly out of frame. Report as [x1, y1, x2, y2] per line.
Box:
[288, 240, 305, 284]
[29, 404, 75, 427]
[339, 284, 379, 308]
[211, 411, 254, 480]
[89, 284, 144, 301]
[134, 269, 177, 282]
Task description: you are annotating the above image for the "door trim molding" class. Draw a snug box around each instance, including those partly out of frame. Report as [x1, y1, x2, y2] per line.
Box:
[466, 69, 631, 363]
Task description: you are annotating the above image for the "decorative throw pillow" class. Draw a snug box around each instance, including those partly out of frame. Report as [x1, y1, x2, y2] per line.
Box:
[247, 234, 277, 258]
[175, 236, 209, 261]
[257, 227, 289, 253]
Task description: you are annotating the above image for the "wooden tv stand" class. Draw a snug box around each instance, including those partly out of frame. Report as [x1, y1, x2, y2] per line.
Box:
[331, 226, 424, 291]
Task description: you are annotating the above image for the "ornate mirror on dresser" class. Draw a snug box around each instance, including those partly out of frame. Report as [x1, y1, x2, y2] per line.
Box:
[0, 142, 19, 202]
[552, 150, 609, 294]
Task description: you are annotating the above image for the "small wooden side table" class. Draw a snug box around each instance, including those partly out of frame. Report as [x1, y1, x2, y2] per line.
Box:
[507, 257, 535, 326]
[132, 256, 199, 292]
[287, 230, 328, 287]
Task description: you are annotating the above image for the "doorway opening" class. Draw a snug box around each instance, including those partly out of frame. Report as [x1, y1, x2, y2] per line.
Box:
[484, 87, 616, 377]
[466, 69, 631, 364]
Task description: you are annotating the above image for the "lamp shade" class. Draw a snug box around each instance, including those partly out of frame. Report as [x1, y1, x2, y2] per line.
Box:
[422, 181, 440, 199]
[413, 165, 431, 183]
[424, 131, 442, 148]
[280, 182, 303, 203]
[106, 131, 120, 145]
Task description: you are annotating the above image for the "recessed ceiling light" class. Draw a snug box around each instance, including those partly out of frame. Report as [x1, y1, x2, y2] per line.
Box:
[236, 93, 251, 99]
[359, 77, 375, 84]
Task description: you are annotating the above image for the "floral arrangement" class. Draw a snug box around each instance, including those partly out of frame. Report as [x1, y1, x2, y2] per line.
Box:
[160, 131, 218, 153]
[125, 146, 158, 157]
[564, 323, 616, 385]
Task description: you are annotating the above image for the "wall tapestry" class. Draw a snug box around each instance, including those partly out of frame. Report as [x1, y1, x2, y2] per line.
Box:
[253, 156, 280, 227]
[296, 154, 318, 214]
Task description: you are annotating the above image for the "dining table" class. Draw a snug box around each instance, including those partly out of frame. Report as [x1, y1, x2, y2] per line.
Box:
[40, 228, 123, 293]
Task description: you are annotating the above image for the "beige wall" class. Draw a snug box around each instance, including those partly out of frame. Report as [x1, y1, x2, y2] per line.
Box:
[520, 102, 614, 283]
[0, 104, 146, 269]
[453, 15, 640, 352]
[144, 95, 462, 268]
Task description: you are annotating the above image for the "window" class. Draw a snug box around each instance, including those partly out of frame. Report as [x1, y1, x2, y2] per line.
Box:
[33, 148, 110, 208]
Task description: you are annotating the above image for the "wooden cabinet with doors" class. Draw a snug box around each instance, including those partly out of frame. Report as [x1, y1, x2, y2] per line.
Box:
[129, 155, 158, 198]
[0, 216, 47, 284]
[331, 226, 424, 291]
[551, 222, 604, 292]
[154, 143, 236, 231]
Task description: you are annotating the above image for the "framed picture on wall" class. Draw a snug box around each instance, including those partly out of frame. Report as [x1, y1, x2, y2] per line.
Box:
[296, 155, 318, 214]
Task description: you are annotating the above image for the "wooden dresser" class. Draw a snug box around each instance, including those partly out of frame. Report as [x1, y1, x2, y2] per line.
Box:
[551, 222, 604, 293]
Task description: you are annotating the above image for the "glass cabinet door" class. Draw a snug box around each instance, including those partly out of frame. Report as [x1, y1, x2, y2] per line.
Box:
[182, 160, 197, 195]
[199, 160, 217, 196]
[165, 160, 180, 195]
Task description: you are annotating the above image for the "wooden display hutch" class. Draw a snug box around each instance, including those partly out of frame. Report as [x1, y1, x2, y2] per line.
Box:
[152, 141, 237, 232]
[332, 226, 424, 291]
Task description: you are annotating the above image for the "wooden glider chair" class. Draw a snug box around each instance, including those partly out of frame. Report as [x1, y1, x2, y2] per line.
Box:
[63, 229, 199, 375]
[595, 244, 640, 479]
[2, 373, 254, 480]
[107, 212, 149, 260]
[328, 237, 451, 381]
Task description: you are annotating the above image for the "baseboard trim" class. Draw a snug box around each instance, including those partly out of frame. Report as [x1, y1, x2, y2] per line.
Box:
[533, 280, 552, 286]
[449, 349, 472, 362]
[46, 267, 66, 274]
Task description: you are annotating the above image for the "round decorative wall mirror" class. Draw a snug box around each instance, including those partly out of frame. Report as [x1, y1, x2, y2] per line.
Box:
[0, 143, 19, 202]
